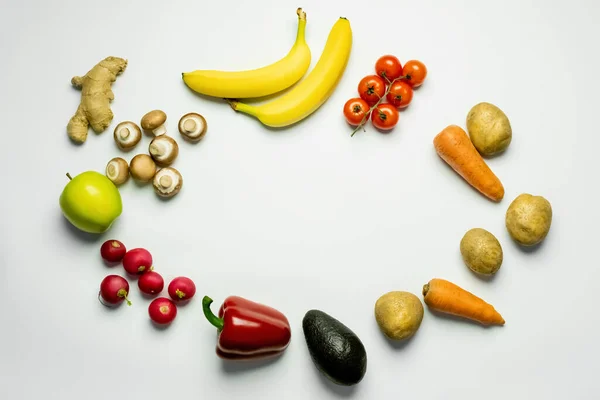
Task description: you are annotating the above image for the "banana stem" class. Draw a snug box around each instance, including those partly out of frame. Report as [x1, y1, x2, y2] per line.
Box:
[228, 100, 257, 118]
[296, 8, 307, 44]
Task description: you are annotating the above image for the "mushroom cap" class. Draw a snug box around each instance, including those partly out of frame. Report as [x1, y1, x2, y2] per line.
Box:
[141, 110, 167, 131]
[105, 157, 130, 185]
[149, 135, 179, 166]
[178, 112, 207, 141]
[153, 167, 183, 198]
[113, 121, 142, 150]
[129, 154, 157, 182]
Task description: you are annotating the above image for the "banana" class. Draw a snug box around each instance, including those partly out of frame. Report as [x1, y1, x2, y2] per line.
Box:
[181, 8, 311, 99]
[229, 16, 352, 128]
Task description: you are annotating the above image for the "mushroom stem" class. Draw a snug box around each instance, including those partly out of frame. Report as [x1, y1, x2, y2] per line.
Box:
[159, 175, 172, 188]
[153, 125, 167, 136]
[120, 128, 131, 140]
[149, 143, 163, 157]
[183, 119, 197, 132]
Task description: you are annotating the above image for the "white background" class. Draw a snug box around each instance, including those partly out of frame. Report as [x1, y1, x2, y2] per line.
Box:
[1, 0, 598, 398]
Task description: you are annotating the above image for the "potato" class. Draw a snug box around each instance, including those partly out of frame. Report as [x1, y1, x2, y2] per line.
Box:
[374, 291, 424, 341]
[505, 193, 553, 246]
[460, 228, 503, 275]
[466, 102, 512, 156]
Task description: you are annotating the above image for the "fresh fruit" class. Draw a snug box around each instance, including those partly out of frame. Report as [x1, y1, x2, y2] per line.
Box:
[168, 277, 196, 302]
[122, 248, 153, 275]
[138, 271, 165, 295]
[374, 291, 424, 341]
[100, 240, 127, 262]
[302, 309, 367, 386]
[460, 228, 503, 276]
[375, 55, 403, 81]
[505, 193, 553, 246]
[371, 103, 399, 131]
[402, 60, 427, 87]
[182, 8, 311, 99]
[343, 98, 370, 126]
[148, 297, 177, 324]
[357, 75, 386, 106]
[59, 171, 123, 234]
[386, 80, 413, 109]
[466, 102, 513, 156]
[229, 16, 352, 128]
[99, 275, 131, 306]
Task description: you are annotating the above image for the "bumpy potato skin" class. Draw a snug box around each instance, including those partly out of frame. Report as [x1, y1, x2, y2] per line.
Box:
[466, 102, 512, 156]
[460, 228, 503, 275]
[374, 291, 424, 341]
[505, 193, 553, 246]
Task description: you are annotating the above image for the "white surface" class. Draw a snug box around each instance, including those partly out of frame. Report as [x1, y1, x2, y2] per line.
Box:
[1, 0, 599, 398]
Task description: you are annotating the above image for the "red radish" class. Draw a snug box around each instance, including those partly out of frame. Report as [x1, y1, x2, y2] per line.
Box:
[100, 240, 127, 262]
[99, 275, 132, 306]
[148, 297, 177, 324]
[138, 271, 164, 295]
[168, 277, 196, 302]
[122, 248, 153, 275]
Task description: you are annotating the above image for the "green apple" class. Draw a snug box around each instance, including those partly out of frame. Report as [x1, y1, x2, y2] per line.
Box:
[59, 171, 123, 234]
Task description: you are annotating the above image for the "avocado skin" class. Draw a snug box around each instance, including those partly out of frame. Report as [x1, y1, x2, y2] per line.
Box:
[302, 309, 367, 386]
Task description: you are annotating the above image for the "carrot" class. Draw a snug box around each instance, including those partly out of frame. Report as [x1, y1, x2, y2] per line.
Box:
[433, 125, 505, 202]
[422, 278, 505, 326]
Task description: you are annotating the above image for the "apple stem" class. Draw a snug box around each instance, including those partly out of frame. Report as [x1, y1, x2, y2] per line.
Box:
[66, 173, 72, 180]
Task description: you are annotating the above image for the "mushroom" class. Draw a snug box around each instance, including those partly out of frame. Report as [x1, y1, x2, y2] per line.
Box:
[148, 135, 179, 166]
[105, 157, 130, 185]
[113, 121, 142, 150]
[153, 167, 183, 198]
[129, 154, 157, 183]
[140, 110, 167, 136]
[178, 112, 207, 142]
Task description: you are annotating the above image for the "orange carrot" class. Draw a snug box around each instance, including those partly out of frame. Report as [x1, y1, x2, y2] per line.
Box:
[433, 125, 505, 202]
[422, 278, 505, 326]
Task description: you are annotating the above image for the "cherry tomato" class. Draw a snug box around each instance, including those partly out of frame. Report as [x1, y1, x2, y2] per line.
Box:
[371, 104, 399, 131]
[343, 98, 371, 126]
[386, 81, 414, 109]
[375, 55, 403, 82]
[402, 60, 427, 87]
[358, 75, 386, 106]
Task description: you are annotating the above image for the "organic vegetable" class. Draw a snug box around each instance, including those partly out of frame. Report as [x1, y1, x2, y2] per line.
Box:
[466, 102, 512, 156]
[152, 167, 183, 198]
[113, 121, 142, 151]
[402, 60, 427, 87]
[374, 291, 424, 341]
[343, 98, 371, 126]
[100, 239, 127, 262]
[202, 295, 292, 360]
[178, 112, 207, 142]
[122, 248, 153, 275]
[371, 103, 399, 131]
[386, 80, 413, 109]
[140, 110, 167, 136]
[460, 228, 503, 275]
[99, 275, 131, 306]
[302, 309, 367, 386]
[149, 135, 179, 166]
[422, 278, 505, 326]
[358, 75, 386, 106]
[66, 56, 128, 144]
[105, 157, 129, 185]
[505, 193, 553, 246]
[182, 8, 311, 99]
[375, 55, 403, 81]
[138, 271, 164, 296]
[148, 297, 177, 324]
[59, 171, 122, 234]
[229, 16, 352, 128]
[168, 277, 196, 302]
[433, 125, 505, 202]
[129, 154, 156, 183]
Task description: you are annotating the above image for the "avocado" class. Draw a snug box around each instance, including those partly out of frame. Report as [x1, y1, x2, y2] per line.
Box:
[302, 309, 367, 386]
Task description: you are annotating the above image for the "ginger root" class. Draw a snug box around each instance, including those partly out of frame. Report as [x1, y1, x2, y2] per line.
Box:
[67, 56, 128, 144]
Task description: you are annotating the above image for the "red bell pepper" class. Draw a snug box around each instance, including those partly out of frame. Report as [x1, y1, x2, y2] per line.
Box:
[202, 295, 292, 360]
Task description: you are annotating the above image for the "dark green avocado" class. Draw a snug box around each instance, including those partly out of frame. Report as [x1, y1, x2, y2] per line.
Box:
[302, 309, 367, 386]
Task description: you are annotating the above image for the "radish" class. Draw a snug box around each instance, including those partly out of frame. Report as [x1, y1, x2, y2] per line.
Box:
[138, 271, 164, 295]
[99, 275, 132, 306]
[168, 276, 196, 302]
[148, 297, 177, 324]
[122, 248, 153, 275]
[100, 240, 127, 262]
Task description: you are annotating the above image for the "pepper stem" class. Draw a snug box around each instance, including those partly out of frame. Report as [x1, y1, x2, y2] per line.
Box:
[202, 296, 224, 331]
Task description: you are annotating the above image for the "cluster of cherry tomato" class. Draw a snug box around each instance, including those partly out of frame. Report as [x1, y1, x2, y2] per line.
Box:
[343, 55, 427, 134]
